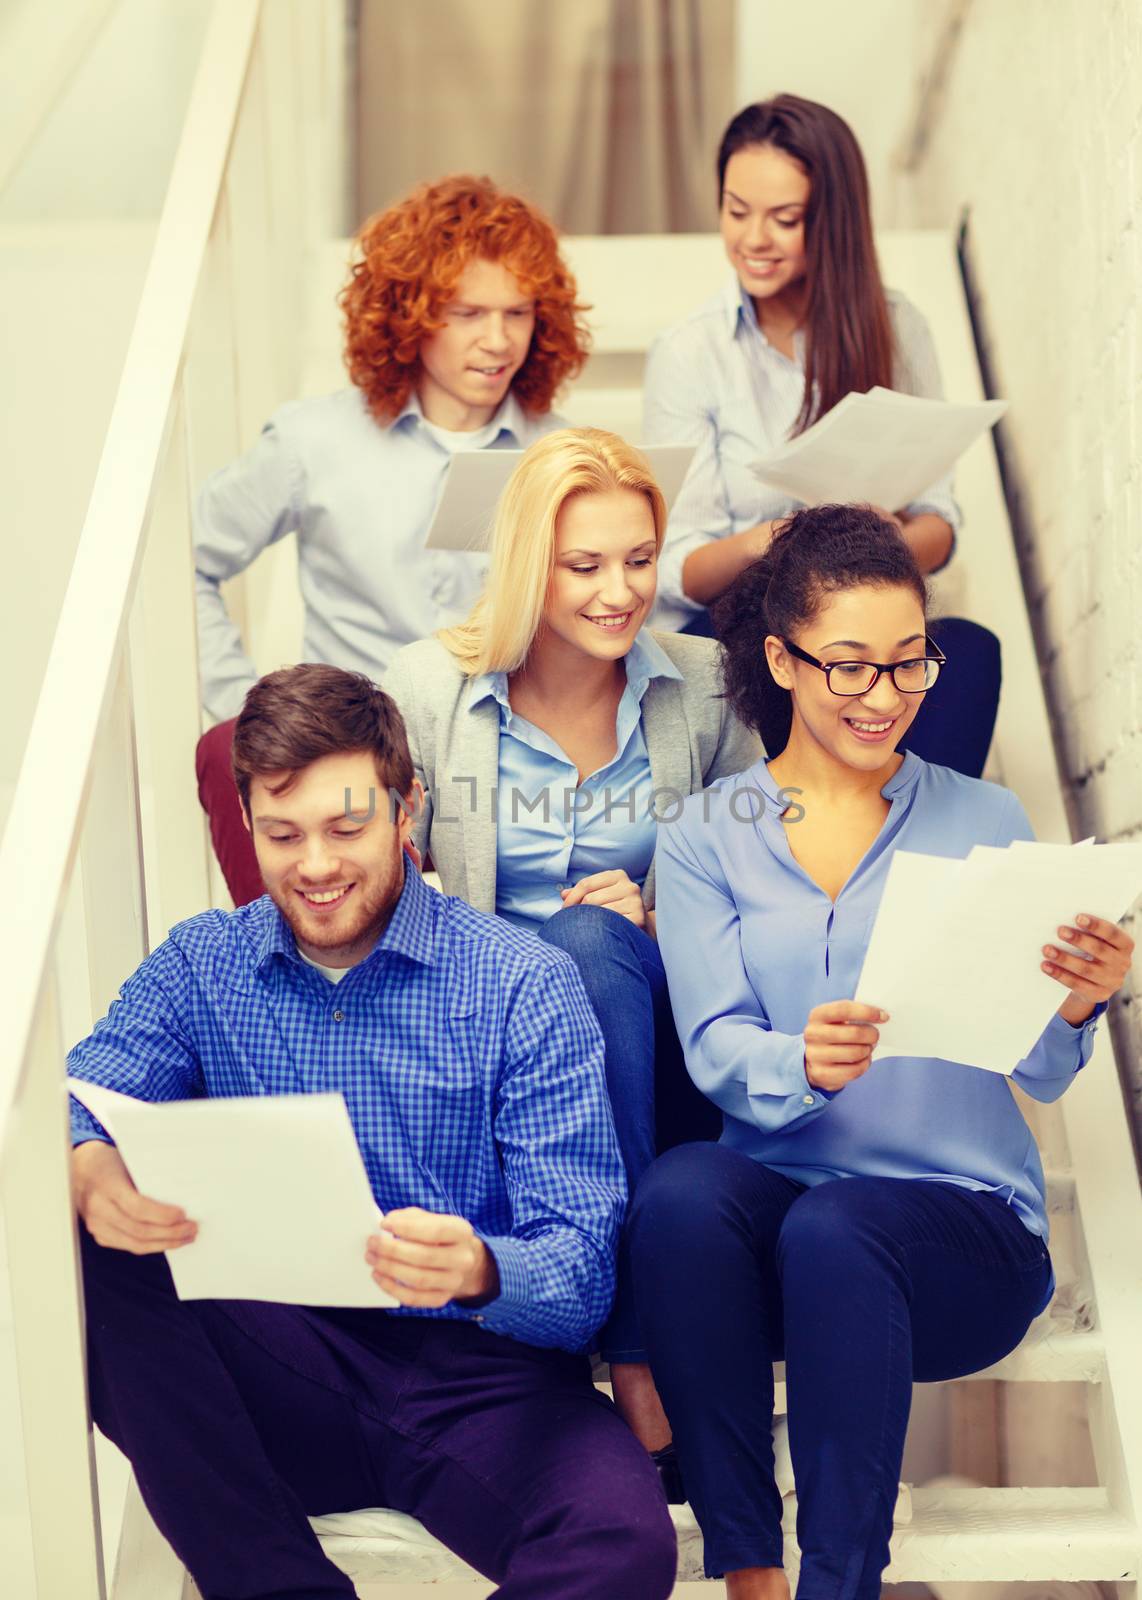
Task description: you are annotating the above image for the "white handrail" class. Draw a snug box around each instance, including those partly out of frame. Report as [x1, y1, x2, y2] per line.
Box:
[0, 0, 259, 1158]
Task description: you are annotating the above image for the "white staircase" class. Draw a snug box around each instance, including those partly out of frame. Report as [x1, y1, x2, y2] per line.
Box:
[2, 3, 1140, 1595]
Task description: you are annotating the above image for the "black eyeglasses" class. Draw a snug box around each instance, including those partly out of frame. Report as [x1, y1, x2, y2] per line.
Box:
[782, 638, 946, 696]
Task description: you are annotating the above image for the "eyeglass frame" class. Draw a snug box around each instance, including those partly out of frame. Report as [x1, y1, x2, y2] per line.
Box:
[779, 637, 947, 697]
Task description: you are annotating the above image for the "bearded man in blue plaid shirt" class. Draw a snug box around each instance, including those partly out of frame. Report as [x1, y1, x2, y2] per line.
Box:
[69, 663, 676, 1600]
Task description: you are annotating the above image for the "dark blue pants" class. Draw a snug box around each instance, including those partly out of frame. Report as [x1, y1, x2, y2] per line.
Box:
[80, 1224, 676, 1600]
[538, 904, 721, 1364]
[628, 1145, 1051, 1591]
[682, 611, 1001, 779]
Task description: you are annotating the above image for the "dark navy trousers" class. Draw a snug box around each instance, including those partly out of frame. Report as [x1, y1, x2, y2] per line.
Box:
[628, 1144, 1051, 1593]
[80, 1225, 676, 1600]
[538, 904, 721, 1363]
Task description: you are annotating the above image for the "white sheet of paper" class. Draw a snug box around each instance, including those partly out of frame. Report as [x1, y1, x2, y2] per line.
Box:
[749, 387, 1007, 511]
[854, 842, 1142, 1074]
[67, 1080, 397, 1308]
[424, 443, 697, 551]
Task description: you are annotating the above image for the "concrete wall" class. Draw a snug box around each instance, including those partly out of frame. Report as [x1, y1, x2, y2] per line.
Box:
[904, 0, 1142, 1148]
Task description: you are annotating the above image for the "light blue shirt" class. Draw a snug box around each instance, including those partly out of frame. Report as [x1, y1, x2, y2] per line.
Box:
[194, 388, 559, 721]
[468, 633, 683, 932]
[654, 751, 1103, 1249]
[642, 277, 962, 629]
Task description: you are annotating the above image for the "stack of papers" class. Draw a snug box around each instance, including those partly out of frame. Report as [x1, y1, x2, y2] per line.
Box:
[424, 443, 696, 551]
[68, 1080, 397, 1308]
[750, 387, 1007, 510]
[854, 839, 1142, 1074]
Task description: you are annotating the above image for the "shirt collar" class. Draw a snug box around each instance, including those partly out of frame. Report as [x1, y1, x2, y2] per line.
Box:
[253, 859, 437, 977]
[465, 629, 682, 715]
[749, 748, 924, 812]
[720, 273, 755, 339]
[390, 387, 528, 446]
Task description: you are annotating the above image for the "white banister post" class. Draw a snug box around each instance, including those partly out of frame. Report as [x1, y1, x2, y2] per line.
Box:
[131, 390, 213, 946]
[2, 967, 105, 1600]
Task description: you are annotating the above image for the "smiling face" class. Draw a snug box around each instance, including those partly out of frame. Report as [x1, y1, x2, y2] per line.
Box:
[417, 257, 536, 430]
[720, 143, 809, 308]
[541, 488, 658, 663]
[248, 750, 416, 967]
[766, 583, 929, 773]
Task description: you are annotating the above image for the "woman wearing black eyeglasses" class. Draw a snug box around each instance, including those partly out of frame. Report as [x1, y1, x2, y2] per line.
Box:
[628, 504, 1134, 1598]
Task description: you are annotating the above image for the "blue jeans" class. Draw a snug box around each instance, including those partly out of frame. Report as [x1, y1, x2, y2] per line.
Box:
[682, 611, 1002, 779]
[628, 1144, 1051, 1590]
[537, 905, 720, 1363]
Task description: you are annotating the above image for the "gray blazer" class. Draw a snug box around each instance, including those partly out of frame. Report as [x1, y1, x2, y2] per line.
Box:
[382, 630, 762, 915]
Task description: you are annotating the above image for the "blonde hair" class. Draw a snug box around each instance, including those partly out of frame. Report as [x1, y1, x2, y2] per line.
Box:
[439, 427, 667, 676]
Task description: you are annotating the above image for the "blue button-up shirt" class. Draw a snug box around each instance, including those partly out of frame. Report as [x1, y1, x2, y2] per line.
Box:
[654, 752, 1102, 1252]
[642, 277, 962, 629]
[468, 632, 683, 931]
[67, 865, 626, 1352]
[194, 388, 560, 721]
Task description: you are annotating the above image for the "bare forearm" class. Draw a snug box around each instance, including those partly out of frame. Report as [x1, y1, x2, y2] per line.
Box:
[899, 513, 953, 574]
[682, 521, 777, 605]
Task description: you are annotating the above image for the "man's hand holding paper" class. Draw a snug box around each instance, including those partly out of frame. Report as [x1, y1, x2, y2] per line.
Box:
[366, 1209, 499, 1309]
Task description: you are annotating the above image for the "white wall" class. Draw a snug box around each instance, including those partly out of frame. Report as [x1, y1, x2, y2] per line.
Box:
[734, 0, 944, 227]
[905, 0, 1142, 1143]
[0, 0, 211, 835]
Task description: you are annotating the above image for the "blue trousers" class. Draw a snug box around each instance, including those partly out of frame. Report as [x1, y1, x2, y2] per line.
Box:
[80, 1224, 676, 1600]
[682, 612, 1002, 779]
[537, 905, 721, 1363]
[628, 1144, 1051, 1591]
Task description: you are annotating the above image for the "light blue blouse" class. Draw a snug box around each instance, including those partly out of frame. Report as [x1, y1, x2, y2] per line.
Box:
[642, 277, 963, 630]
[654, 751, 1103, 1246]
[468, 633, 683, 932]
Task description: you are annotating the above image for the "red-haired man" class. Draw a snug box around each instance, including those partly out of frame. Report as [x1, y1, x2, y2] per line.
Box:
[195, 176, 588, 903]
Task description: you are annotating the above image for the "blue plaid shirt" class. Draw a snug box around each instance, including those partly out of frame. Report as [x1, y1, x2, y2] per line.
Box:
[67, 865, 626, 1352]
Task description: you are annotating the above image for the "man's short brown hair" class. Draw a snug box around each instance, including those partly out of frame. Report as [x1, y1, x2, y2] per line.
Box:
[231, 665, 414, 818]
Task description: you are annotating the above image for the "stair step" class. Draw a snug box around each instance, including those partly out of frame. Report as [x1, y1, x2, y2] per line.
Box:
[673, 1488, 1139, 1582]
[312, 1488, 1138, 1584]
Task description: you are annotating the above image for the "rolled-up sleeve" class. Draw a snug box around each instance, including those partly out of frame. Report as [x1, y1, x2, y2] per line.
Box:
[476, 957, 627, 1350]
[643, 332, 732, 617]
[890, 294, 962, 546]
[654, 813, 832, 1134]
[195, 419, 304, 721]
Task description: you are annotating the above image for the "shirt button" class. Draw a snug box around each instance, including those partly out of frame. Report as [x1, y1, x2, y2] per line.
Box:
[333, 1010, 345, 1023]
[802, 1094, 814, 1105]
[471, 1313, 485, 1323]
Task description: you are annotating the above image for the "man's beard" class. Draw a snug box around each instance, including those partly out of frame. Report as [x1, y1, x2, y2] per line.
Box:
[271, 844, 405, 959]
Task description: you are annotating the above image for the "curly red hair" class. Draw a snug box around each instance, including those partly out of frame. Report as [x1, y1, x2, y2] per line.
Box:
[340, 175, 590, 423]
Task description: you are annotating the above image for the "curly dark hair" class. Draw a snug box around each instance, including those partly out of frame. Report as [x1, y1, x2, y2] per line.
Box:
[712, 503, 928, 741]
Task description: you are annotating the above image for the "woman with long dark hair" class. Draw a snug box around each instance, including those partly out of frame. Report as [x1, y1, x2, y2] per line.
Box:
[643, 95, 999, 776]
[628, 505, 1133, 1596]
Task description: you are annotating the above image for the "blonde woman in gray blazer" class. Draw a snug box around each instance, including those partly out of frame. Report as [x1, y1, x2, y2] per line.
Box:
[384, 428, 759, 1474]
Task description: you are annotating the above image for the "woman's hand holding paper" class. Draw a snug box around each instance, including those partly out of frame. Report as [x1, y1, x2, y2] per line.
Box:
[1043, 913, 1135, 1025]
[803, 999, 889, 1091]
[366, 1208, 499, 1308]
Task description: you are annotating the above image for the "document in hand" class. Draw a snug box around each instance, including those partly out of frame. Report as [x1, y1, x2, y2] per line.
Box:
[750, 387, 1007, 511]
[67, 1080, 397, 1308]
[424, 442, 697, 551]
[853, 840, 1142, 1074]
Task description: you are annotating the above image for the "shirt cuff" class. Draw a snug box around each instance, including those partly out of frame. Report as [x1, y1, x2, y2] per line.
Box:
[70, 1098, 114, 1148]
[1051, 1001, 1108, 1037]
[468, 1233, 533, 1333]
